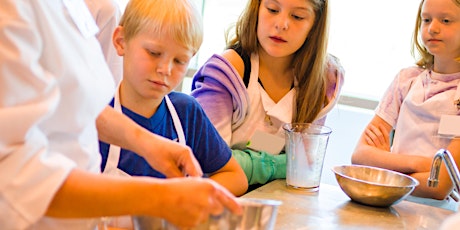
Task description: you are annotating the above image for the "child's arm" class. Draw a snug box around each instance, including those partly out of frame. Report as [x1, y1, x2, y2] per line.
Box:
[96, 106, 203, 178]
[363, 122, 391, 151]
[409, 138, 460, 200]
[208, 156, 248, 196]
[231, 149, 286, 186]
[352, 115, 432, 174]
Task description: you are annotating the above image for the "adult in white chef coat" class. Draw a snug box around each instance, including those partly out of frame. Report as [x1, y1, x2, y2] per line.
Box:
[85, 0, 123, 85]
[0, 1, 241, 229]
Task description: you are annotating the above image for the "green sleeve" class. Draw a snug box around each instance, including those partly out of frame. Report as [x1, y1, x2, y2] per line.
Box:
[231, 149, 286, 185]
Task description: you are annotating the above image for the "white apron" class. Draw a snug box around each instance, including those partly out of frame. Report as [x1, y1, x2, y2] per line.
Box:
[394, 70, 460, 212]
[231, 54, 295, 153]
[104, 85, 186, 176]
[392, 70, 460, 158]
[102, 85, 186, 228]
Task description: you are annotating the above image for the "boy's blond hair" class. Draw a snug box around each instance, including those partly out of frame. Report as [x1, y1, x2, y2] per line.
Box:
[120, 0, 203, 54]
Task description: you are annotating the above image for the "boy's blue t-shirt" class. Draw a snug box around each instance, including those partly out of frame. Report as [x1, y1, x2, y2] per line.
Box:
[99, 91, 232, 177]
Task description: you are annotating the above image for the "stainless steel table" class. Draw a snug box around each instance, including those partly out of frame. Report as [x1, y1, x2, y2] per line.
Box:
[242, 179, 455, 229]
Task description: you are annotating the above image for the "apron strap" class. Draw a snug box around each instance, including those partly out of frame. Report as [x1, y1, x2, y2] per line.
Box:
[104, 90, 187, 174]
[165, 95, 186, 145]
[104, 82, 124, 174]
[454, 82, 460, 109]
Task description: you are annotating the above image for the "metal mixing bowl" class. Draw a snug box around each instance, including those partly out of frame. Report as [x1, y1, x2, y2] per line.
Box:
[132, 198, 282, 230]
[332, 165, 419, 207]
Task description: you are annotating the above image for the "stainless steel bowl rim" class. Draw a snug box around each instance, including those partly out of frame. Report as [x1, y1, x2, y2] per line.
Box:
[237, 198, 282, 207]
[132, 198, 282, 230]
[332, 165, 420, 188]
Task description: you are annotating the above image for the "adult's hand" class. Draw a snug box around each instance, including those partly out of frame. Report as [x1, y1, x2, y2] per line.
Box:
[150, 177, 243, 228]
[45, 170, 239, 226]
[96, 106, 203, 177]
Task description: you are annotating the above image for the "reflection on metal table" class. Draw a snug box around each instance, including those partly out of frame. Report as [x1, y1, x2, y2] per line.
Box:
[242, 179, 454, 229]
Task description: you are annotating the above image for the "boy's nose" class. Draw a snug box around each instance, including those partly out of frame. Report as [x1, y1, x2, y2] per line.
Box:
[156, 60, 172, 76]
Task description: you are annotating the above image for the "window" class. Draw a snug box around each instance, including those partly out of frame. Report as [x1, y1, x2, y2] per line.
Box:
[327, 0, 420, 101]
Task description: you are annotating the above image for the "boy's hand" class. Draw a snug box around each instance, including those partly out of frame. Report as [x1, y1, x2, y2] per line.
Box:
[96, 106, 203, 178]
[140, 133, 203, 178]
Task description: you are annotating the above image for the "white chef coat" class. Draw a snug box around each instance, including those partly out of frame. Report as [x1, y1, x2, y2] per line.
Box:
[0, 0, 115, 229]
[85, 0, 123, 85]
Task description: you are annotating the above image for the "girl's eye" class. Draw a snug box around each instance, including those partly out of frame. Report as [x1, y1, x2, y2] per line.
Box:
[442, 19, 451, 24]
[149, 51, 160, 56]
[292, 14, 304, 21]
[421, 18, 431, 23]
[267, 7, 279, 14]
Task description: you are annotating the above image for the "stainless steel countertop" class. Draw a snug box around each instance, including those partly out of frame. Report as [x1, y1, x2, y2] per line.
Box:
[242, 179, 454, 229]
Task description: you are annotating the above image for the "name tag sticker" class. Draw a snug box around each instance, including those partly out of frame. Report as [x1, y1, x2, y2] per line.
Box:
[247, 130, 285, 155]
[63, 0, 99, 38]
[438, 115, 460, 137]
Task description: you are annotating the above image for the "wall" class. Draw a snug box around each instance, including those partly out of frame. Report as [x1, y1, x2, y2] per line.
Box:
[322, 104, 374, 186]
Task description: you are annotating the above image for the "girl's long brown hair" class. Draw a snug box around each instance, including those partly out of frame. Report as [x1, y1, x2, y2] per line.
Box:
[227, 0, 331, 123]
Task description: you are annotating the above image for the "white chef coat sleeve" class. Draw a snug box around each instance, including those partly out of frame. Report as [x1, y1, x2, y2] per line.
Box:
[0, 1, 76, 228]
[85, 0, 123, 84]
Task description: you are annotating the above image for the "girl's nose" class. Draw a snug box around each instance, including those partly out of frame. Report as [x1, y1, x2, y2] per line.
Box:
[428, 20, 440, 34]
[275, 15, 289, 31]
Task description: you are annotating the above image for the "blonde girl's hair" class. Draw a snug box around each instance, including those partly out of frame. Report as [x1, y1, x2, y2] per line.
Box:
[226, 0, 331, 123]
[119, 0, 203, 54]
[412, 0, 460, 68]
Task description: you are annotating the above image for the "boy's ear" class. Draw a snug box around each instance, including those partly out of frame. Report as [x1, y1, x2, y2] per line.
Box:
[112, 26, 126, 56]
